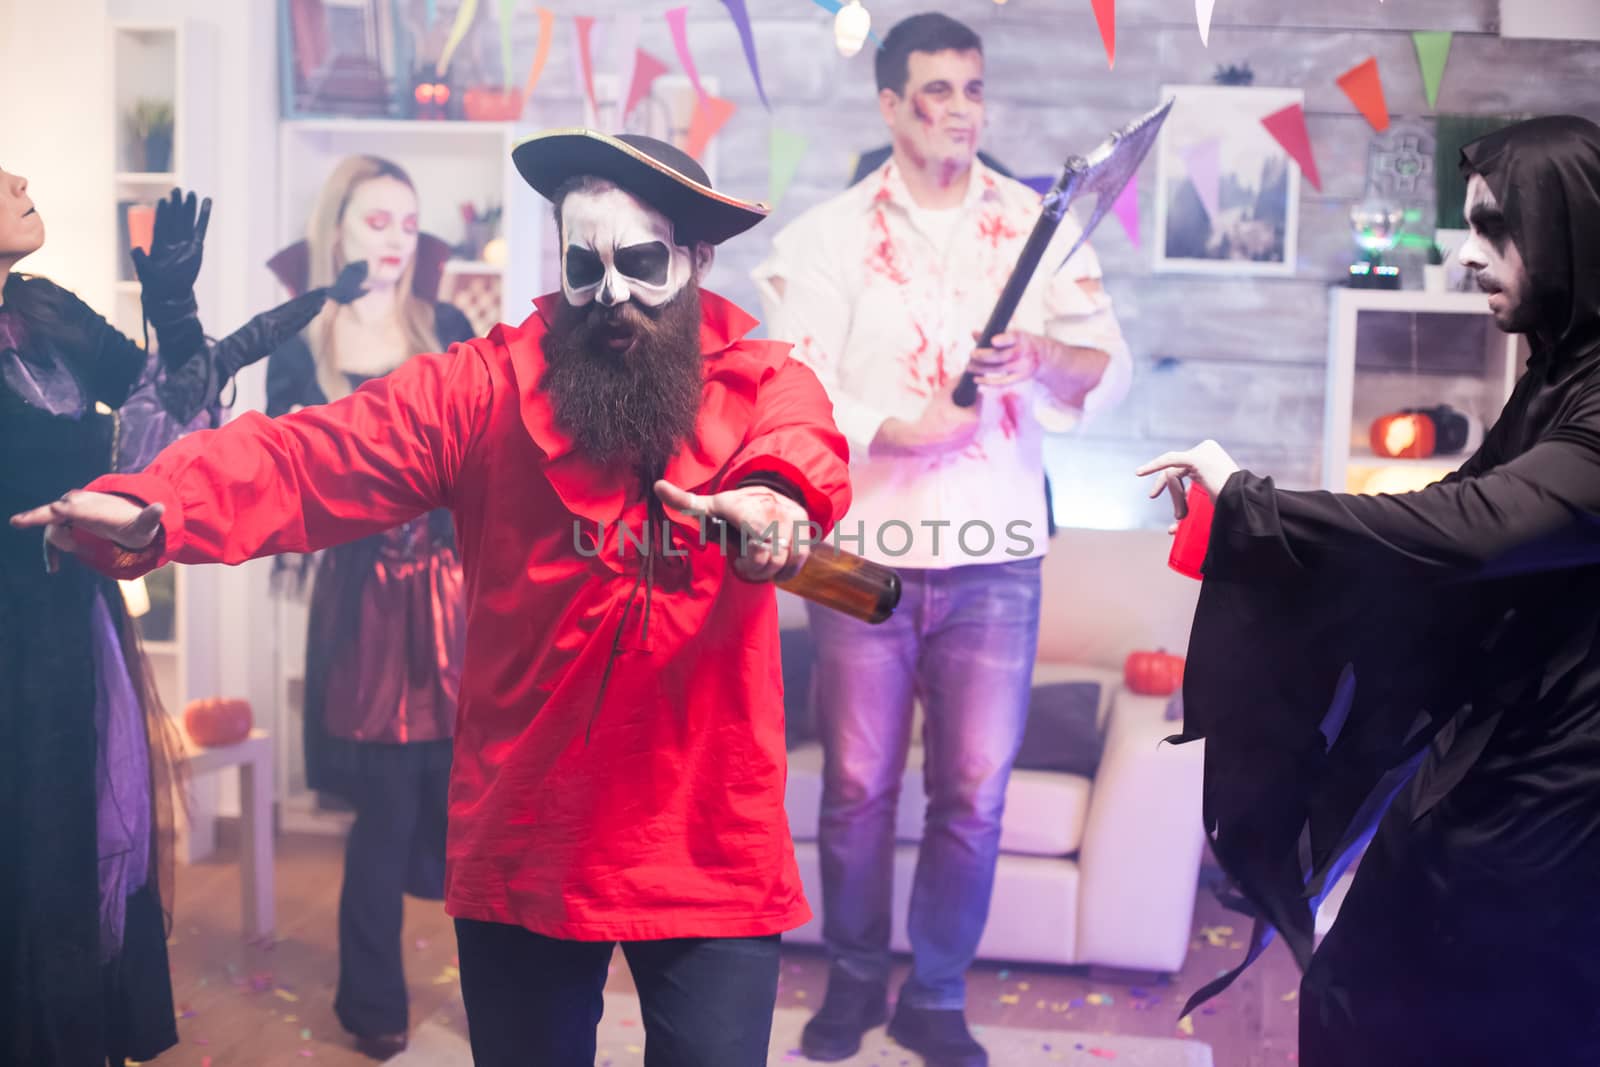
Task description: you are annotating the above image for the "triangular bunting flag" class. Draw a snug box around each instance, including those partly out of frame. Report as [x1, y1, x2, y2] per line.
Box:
[1336, 56, 1390, 132]
[770, 127, 808, 206]
[520, 7, 556, 103]
[1196, 0, 1216, 46]
[665, 6, 709, 102]
[624, 49, 670, 121]
[435, 0, 478, 77]
[1412, 31, 1453, 110]
[684, 95, 738, 160]
[1112, 172, 1141, 248]
[496, 0, 516, 89]
[610, 12, 642, 109]
[1180, 139, 1221, 222]
[1260, 103, 1323, 192]
[1091, 0, 1115, 70]
[721, 0, 771, 110]
[574, 16, 599, 121]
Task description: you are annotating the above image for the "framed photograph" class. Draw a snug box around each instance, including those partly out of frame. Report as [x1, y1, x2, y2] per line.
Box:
[1153, 84, 1303, 276]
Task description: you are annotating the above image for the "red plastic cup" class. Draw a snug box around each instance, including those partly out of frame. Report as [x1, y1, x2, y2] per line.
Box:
[1168, 482, 1214, 581]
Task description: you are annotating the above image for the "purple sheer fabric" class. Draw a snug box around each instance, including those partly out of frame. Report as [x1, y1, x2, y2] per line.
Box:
[90, 591, 152, 961]
[115, 351, 220, 472]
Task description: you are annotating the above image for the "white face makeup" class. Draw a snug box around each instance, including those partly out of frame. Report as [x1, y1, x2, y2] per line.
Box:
[559, 183, 695, 309]
[1459, 174, 1533, 333]
[339, 176, 419, 290]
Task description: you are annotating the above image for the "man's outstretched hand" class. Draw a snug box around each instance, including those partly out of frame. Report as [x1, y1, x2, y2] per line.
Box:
[10, 491, 163, 573]
[654, 480, 810, 583]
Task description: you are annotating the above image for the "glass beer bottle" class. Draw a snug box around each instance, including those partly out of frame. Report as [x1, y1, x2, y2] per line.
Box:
[707, 519, 901, 624]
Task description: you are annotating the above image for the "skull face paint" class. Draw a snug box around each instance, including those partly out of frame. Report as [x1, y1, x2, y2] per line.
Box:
[560, 183, 695, 309]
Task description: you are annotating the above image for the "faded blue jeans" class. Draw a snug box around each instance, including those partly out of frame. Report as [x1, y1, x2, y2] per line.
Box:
[807, 557, 1042, 1011]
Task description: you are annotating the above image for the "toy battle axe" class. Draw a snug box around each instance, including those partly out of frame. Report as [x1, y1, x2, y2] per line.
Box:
[952, 99, 1173, 408]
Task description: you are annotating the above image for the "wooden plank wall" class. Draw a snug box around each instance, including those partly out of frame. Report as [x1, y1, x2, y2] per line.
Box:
[494, 0, 1600, 527]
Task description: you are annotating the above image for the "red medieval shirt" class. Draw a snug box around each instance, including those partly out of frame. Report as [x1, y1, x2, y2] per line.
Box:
[82, 290, 851, 941]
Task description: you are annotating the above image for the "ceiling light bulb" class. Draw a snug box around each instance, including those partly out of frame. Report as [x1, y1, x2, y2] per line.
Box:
[835, 0, 871, 58]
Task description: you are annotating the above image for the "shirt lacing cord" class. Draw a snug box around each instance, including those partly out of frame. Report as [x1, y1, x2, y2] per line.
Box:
[586, 487, 666, 744]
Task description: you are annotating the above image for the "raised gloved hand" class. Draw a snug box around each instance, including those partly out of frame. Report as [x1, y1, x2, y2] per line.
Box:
[133, 189, 212, 374]
[132, 189, 212, 304]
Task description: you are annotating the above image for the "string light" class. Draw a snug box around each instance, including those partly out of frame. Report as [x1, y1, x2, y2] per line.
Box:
[834, 0, 871, 57]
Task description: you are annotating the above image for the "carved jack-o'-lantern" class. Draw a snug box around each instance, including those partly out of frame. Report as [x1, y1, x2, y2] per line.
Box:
[1370, 412, 1437, 460]
[183, 697, 253, 749]
[1124, 650, 1186, 697]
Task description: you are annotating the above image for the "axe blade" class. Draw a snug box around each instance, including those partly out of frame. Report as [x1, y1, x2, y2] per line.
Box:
[1048, 98, 1174, 271]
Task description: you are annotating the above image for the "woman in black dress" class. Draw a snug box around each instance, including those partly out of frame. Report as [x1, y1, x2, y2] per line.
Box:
[0, 170, 351, 1065]
[266, 155, 472, 1060]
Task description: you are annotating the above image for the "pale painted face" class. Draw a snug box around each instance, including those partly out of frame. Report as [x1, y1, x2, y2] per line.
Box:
[879, 48, 986, 175]
[1459, 173, 1534, 334]
[559, 182, 696, 309]
[0, 165, 45, 264]
[338, 175, 419, 290]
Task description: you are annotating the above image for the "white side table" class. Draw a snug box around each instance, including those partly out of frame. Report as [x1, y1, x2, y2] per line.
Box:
[179, 729, 275, 940]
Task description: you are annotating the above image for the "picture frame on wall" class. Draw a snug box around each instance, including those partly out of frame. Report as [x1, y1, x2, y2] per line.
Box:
[1153, 84, 1303, 276]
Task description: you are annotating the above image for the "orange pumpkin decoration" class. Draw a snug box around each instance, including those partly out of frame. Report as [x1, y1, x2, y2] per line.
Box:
[1124, 650, 1186, 697]
[183, 697, 253, 749]
[1369, 412, 1437, 460]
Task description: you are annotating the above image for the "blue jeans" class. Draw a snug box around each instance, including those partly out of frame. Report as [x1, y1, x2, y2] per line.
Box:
[807, 557, 1042, 1010]
[454, 920, 780, 1066]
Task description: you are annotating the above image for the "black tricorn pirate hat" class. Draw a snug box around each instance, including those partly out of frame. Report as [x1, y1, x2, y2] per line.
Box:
[512, 128, 769, 247]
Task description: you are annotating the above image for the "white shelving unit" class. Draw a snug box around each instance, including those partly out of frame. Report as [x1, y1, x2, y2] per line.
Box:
[111, 20, 187, 720]
[1324, 288, 1526, 495]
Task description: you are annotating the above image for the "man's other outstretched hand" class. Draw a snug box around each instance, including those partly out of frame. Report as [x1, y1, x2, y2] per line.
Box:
[10, 491, 162, 573]
[654, 479, 810, 584]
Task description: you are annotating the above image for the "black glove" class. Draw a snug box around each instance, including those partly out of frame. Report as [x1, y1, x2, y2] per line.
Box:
[133, 189, 212, 371]
[212, 262, 368, 383]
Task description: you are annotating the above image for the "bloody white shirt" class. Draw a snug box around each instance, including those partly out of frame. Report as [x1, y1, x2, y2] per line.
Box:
[752, 159, 1132, 569]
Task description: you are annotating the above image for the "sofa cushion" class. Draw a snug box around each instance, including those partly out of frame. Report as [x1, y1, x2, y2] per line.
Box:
[1014, 681, 1104, 777]
[785, 742, 1092, 857]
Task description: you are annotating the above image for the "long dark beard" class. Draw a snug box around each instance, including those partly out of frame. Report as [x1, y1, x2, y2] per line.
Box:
[541, 280, 705, 487]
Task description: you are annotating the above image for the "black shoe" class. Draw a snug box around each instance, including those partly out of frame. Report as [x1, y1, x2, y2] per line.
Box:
[353, 1032, 408, 1061]
[887, 1001, 988, 1067]
[800, 972, 890, 1062]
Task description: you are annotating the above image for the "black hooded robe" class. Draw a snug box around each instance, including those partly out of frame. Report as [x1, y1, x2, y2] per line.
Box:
[1173, 115, 1600, 1064]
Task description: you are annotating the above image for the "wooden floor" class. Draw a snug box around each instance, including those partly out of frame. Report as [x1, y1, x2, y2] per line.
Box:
[146, 829, 1301, 1066]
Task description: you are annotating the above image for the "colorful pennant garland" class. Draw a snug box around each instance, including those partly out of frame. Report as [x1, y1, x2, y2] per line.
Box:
[1412, 31, 1453, 109]
[624, 49, 672, 121]
[1260, 102, 1323, 193]
[685, 96, 738, 160]
[1111, 173, 1141, 248]
[1091, 0, 1115, 70]
[435, 0, 478, 77]
[721, 0, 770, 110]
[496, 0, 517, 89]
[665, 6, 709, 102]
[520, 7, 556, 103]
[1196, 0, 1216, 46]
[573, 15, 599, 120]
[770, 128, 808, 206]
[1337, 56, 1390, 132]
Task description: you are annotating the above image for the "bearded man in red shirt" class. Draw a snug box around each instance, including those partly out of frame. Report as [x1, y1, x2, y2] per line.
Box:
[13, 131, 852, 1066]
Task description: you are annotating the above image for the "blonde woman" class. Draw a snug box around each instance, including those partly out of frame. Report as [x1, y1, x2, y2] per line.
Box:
[265, 156, 472, 1060]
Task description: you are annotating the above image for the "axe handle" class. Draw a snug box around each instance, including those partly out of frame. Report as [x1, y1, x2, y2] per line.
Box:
[952, 200, 1069, 408]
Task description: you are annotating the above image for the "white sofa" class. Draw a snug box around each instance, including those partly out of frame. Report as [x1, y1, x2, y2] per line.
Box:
[781, 527, 1206, 976]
